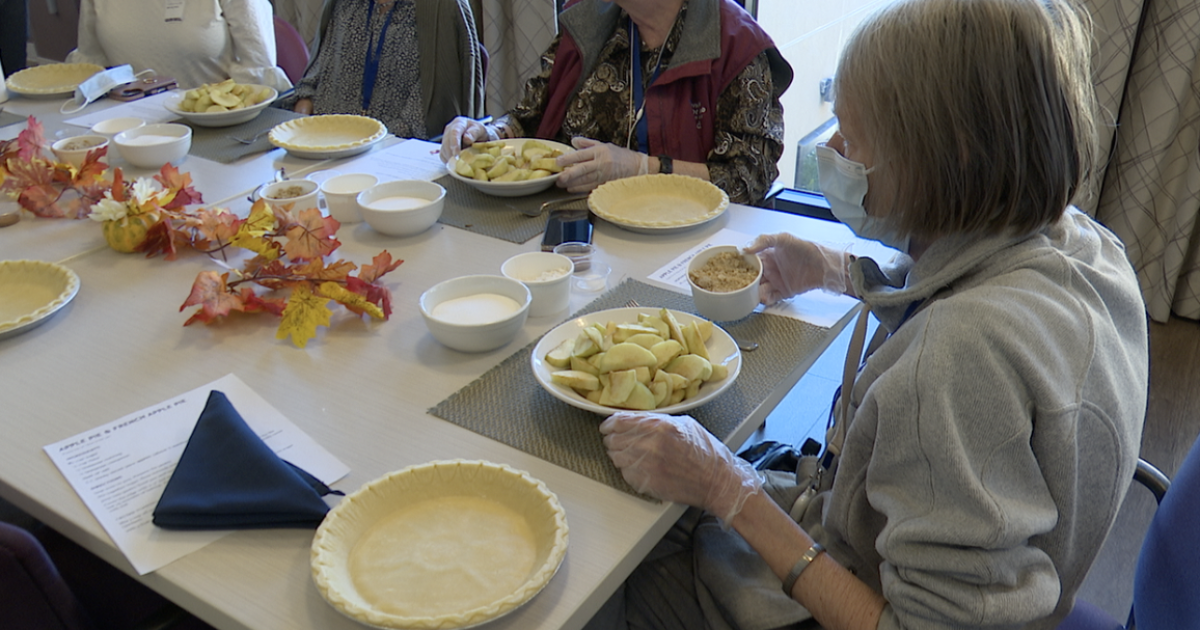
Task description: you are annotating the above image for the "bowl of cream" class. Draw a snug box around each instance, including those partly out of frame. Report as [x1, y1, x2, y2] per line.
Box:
[419, 275, 531, 352]
[113, 123, 192, 169]
[357, 180, 445, 237]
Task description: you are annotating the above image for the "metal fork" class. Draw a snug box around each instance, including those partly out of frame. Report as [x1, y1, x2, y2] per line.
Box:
[523, 194, 589, 217]
[229, 129, 270, 145]
[625, 300, 758, 351]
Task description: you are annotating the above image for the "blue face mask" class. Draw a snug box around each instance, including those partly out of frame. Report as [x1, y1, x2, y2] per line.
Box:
[816, 144, 910, 252]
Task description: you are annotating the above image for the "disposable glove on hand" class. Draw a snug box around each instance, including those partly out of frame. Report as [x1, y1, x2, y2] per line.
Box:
[601, 411, 761, 527]
[439, 116, 498, 163]
[555, 137, 649, 192]
[744, 233, 851, 304]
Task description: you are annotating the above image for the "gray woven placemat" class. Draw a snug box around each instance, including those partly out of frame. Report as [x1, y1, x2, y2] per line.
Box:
[179, 108, 304, 164]
[0, 110, 24, 128]
[433, 174, 577, 244]
[428, 279, 830, 498]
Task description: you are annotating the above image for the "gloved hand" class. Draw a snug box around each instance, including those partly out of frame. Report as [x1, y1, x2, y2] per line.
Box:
[601, 411, 761, 527]
[555, 137, 649, 192]
[744, 233, 852, 304]
[439, 116, 498, 163]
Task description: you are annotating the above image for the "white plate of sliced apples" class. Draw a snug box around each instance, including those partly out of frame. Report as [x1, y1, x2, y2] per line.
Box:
[530, 307, 741, 416]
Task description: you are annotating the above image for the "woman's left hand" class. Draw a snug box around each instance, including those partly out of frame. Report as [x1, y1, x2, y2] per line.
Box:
[601, 411, 761, 524]
[556, 137, 649, 192]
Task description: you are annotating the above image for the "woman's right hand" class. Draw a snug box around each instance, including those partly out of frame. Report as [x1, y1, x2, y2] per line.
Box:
[293, 98, 313, 115]
[439, 116, 498, 163]
[745, 233, 851, 303]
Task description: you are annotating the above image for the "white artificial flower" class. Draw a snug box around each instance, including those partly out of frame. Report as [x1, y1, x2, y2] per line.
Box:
[131, 178, 163, 206]
[88, 197, 129, 222]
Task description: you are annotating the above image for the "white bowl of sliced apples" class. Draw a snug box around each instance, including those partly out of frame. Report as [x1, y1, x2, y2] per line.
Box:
[164, 81, 277, 128]
[531, 307, 741, 416]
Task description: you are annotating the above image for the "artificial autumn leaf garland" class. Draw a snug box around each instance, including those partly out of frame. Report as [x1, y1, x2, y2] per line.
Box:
[1, 116, 403, 347]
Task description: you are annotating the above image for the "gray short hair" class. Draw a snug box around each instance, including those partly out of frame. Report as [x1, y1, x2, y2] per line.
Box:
[835, 0, 1099, 238]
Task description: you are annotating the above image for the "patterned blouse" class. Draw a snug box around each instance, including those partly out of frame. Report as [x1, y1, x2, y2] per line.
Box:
[293, 0, 428, 139]
[496, 5, 785, 205]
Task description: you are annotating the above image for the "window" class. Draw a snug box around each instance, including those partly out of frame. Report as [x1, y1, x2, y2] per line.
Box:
[749, 0, 900, 192]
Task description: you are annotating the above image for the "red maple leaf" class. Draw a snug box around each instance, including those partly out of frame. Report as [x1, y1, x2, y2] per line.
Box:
[238, 287, 287, 317]
[345, 275, 394, 319]
[180, 271, 246, 325]
[155, 163, 204, 209]
[139, 219, 182, 260]
[19, 185, 67, 218]
[17, 118, 47, 161]
[358, 250, 404, 283]
[283, 207, 341, 261]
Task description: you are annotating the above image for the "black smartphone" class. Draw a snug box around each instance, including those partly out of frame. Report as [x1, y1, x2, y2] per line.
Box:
[107, 76, 178, 101]
[541, 207, 594, 252]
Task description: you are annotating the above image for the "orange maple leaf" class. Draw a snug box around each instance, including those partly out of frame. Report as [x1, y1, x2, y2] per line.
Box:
[282, 207, 341, 261]
[358, 250, 404, 283]
[345, 275, 394, 319]
[195, 208, 241, 251]
[74, 148, 109, 185]
[180, 271, 246, 325]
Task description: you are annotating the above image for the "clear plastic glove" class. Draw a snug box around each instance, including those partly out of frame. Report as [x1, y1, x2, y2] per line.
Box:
[555, 137, 649, 192]
[439, 116, 498, 163]
[744, 233, 852, 304]
[600, 411, 761, 527]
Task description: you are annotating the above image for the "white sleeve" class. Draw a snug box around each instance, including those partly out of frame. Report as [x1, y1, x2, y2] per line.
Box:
[219, 0, 292, 91]
[65, 0, 112, 67]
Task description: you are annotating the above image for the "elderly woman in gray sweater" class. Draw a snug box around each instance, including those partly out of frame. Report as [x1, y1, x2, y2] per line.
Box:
[595, 0, 1149, 629]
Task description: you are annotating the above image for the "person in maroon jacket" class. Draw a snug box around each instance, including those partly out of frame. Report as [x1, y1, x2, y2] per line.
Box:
[439, 0, 793, 206]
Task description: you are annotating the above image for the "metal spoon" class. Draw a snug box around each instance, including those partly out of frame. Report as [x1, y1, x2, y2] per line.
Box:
[0, 212, 19, 228]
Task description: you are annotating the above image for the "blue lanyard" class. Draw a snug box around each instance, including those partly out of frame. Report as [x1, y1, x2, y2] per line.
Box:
[629, 21, 665, 153]
[362, 0, 400, 113]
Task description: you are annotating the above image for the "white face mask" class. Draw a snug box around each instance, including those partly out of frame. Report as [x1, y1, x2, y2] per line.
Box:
[816, 144, 910, 252]
[60, 65, 145, 114]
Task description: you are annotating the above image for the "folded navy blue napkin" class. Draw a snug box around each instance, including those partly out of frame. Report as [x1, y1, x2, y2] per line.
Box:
[153, 390, 341, 530]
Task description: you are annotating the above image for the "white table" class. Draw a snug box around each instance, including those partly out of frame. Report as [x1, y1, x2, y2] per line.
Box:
[1, 90, 875, 630]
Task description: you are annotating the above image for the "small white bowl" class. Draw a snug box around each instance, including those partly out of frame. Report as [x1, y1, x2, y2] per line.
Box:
[51, 135, 109, 168]
[90, 117, 145, 139]
[419, 275, 531, 352]
[687, 245, 763, 322]
[501, 252, 573, 317]
[113, 123, 192, 169]
[320, 173, 378, 224]
[358, 180, 445, 237]
[257, 179, 320, 213]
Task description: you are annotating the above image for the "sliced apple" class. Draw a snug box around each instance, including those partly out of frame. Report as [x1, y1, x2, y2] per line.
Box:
[666, 354, 713, 382]
[550, 370, 600, 391]
[570, 355, 599, 375]
[681, 323, 709, 361]
[623, 383, 657, 410]
[650, 339, 684, 370]
[598, 342, 658, 373]
[544, 338, 574, 368]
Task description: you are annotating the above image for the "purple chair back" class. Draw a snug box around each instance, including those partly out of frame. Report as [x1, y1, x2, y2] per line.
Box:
[1133, 436, 1200, 629]
[0, 522, 94, 630]
[273, 16, 310, 84]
